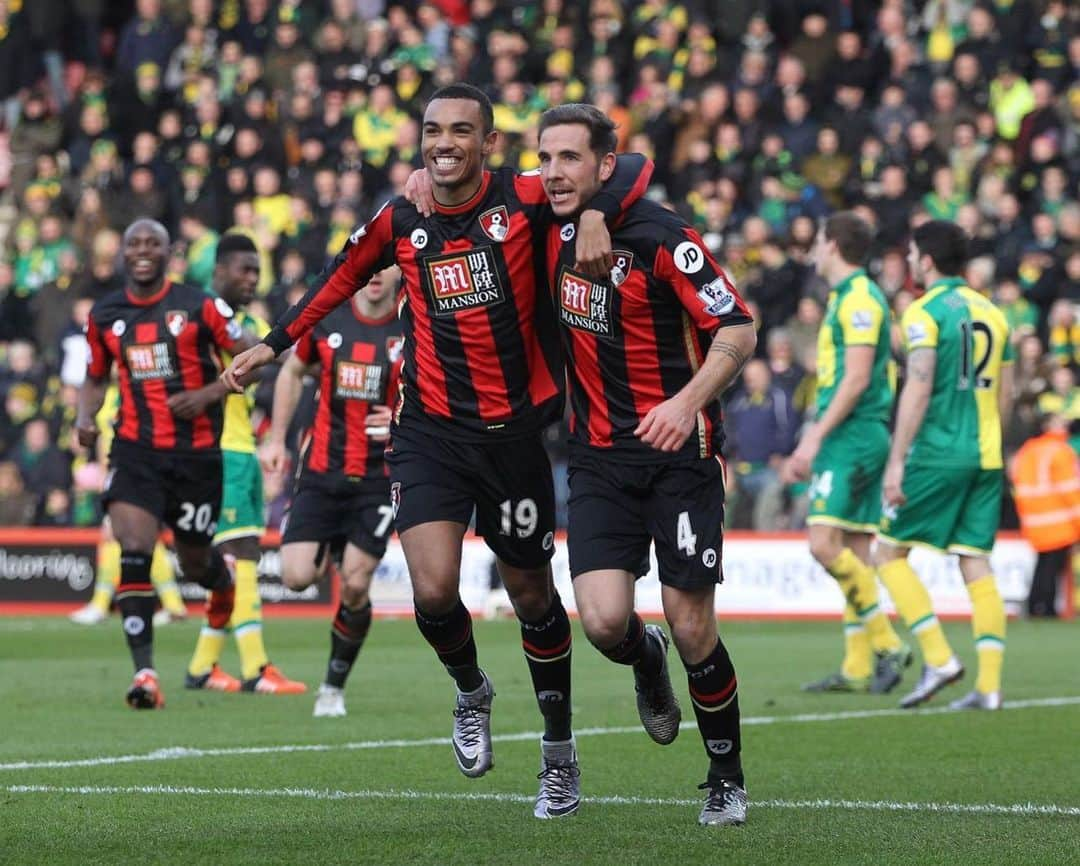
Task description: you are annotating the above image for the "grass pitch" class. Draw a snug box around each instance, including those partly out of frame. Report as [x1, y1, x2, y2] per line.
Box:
[1, 616, 1077, 865]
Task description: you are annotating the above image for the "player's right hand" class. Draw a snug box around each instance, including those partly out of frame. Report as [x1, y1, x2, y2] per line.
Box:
[259, 439, 287, 475]
[405, 168, 435, 217]
[222, 343, 275, 393]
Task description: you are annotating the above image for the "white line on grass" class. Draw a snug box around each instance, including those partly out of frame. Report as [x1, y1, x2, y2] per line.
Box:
[3, 695, 1077, 773]
[5, 784, 1079, 818]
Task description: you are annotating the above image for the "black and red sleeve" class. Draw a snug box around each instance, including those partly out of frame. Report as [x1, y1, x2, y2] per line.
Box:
[653, 225, 753, 332]
[264, 202, 397, 355]
[292, 330, 315, 365]
[85, 312, 111, 380]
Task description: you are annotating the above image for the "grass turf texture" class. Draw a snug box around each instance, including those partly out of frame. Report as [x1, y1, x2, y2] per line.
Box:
[1, 617, 1077, 865]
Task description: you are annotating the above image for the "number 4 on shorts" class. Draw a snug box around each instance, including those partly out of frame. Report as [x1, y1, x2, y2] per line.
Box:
[677, 511, 697, 556]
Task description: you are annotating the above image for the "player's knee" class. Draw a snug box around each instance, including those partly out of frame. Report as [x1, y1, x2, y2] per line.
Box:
[411, 578, 458, 615]
[340, 569, 373, 607]
[668, 613, 716, 662]
[578, 606, 628, 651]
[808, 533, 841, 566]
[282, 568, 316, 592]
[872, 545, 901, 569]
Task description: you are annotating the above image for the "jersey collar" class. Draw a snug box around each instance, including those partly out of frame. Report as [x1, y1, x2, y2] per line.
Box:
[831, 268, 866, 294]
[432, 170, 491, 215]
[927, 276, 966, 293]
[125, 278, 171, 307]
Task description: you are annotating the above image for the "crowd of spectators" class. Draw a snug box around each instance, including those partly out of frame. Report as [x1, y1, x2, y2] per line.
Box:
[0, 0, 1077, 530]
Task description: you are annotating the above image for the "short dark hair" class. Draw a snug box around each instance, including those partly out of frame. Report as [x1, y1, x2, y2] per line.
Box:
[428, 83, 494, 133]
[824, 211, 873, 265]
[538, 103, 617, 157]
[216, 232, 258, 263]
[912, 220, 969, 276]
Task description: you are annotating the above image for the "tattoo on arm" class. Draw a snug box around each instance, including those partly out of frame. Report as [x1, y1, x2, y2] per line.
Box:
[906, 348, 936, 383]
[709, 339, 751, 370]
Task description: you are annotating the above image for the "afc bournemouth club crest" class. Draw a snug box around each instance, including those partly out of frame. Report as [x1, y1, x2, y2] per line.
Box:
[610, 250, 633, 287]
[478, 206, 510, 242]
[390, 481, 402, 518]
[165, 310, 188, 337]
[386, 335, 405, 363]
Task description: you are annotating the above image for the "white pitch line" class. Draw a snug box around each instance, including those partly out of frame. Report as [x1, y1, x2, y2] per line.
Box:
[4, 784, 1079, 818]
[2, 695, 1077, 773]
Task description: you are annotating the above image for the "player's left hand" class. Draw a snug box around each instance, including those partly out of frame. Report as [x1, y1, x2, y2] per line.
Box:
[883, 459, 906, 508]
[404, 168, 435, 218]
[575, 210, 614, 279]
[167, 390, 213, 420]
[635, 396, 695, 452]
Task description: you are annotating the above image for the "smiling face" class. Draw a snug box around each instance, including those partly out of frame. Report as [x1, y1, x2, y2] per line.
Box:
[421, 98, 496, 203]
[122, 220, 169, 291]
[538, 122, 615, 218]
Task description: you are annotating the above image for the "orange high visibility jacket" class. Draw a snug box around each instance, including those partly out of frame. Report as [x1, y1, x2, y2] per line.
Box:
[1010, 429, 1080, 552]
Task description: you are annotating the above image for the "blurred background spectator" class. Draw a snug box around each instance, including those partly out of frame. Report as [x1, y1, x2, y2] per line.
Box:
[0, 0, 1076, 531]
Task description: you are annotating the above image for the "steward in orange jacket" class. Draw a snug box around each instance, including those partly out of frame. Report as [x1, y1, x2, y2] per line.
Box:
[1010, 414, 1080, 616]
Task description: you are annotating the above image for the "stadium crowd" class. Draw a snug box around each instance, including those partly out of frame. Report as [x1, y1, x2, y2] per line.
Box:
[0, 0, 1077, 530]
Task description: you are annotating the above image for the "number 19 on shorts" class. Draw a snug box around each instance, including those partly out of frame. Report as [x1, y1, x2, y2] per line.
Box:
[500, 498, 538, 539]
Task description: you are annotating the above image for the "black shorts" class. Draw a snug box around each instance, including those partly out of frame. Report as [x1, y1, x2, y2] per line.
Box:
[103, 442, 223, 546]
[281, 476, 393, 560]
[567, 451, 726, 590]
[385, 426, 556, 569]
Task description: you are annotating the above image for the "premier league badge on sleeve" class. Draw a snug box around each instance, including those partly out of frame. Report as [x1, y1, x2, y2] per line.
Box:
[479, 206, 510, 242]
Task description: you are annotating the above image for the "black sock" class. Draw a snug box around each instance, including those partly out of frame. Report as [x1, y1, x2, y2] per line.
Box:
[684, 637, 743, 787]
[414, 599, 483, 692]
[600, 612, 662, 677]
[519, 593, 573, 741]
[326, 602, 372, 688]
[116, 551, 155, 672]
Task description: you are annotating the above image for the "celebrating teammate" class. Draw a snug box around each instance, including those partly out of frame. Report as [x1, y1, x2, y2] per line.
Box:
[537, 104, 756, 826]
[221, 84, 651, 818]
[76, 219, 258, 709]
[260, 267, 403, 718]
[184, 233, 306, 696]
[786, 213, 911, 694]
[874, 221, 1013, 710]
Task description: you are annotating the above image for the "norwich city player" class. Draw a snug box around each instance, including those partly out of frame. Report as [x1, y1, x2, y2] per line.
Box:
[185, 233, 305, 695]
[875, 220, 1012, 710]
[787, 213, 910, 693]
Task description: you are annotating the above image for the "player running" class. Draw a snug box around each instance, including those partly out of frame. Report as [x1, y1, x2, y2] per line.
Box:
[76, 219, 258, 709]
[874, 220, 1013, 710]
[785, 212, 911, 694]
[184, 233, 305, 696]
[221, 84, 651, 819]
[260, 267, 403, 718]
[538, 104, 756, 826]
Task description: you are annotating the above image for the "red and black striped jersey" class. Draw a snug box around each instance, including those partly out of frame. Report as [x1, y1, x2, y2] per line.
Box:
[293, 301, 403, 482]
[264, 157, 652, 441]
[86, 280, 242, 452]
[545, 199, 752, 463]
